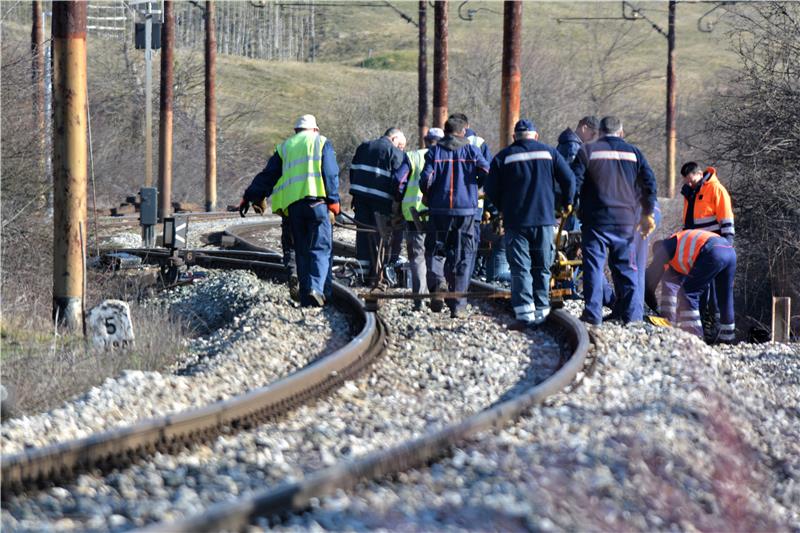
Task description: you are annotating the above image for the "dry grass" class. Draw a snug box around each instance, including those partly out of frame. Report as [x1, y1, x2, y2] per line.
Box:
[0, 222, 190, 416]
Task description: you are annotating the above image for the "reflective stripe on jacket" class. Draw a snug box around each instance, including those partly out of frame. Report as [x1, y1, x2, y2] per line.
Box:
[271, 132, 327, 215]
[668, 229, 716, 275]
[402, 148, 427, 221]
[681, 167, 735, 238]
[349, 137, 406, 209]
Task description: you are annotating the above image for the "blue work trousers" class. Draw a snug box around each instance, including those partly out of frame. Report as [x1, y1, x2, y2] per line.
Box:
[487, 236, 511, 283]
[581, 225, 639, 324]
[673, 243, 736, 340]
[280, 215, 297, 279]
[506, 226, 555, 323]
[426, 215, 475, 312]
[287, 199, 333, 305]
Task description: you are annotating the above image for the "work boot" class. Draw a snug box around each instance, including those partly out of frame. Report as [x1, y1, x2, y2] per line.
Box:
[305, 290, 325, 308]
[288, 275, 300, 302]
[429, 281, 447, 313]
[450, 307, 461, 319]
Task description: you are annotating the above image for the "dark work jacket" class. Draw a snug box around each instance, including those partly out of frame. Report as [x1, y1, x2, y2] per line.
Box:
[485, 138, 576, 229]
[419, 135, 490, 216]
[349, 136, 408, 212]
[572, 135, 657, 227]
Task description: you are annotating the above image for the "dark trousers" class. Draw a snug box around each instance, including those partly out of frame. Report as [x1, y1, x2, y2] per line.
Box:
[287, 199, 333, 305]
[677, 244, 736, 339]
[280, 215, 297, 279]
[506, 226, 555, 322]
[426, 214, 475, 311]
[581, 225, 639, 324]
[353, 198, 392, 279]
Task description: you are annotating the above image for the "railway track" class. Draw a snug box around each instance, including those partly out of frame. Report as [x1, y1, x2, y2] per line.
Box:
[1, 239, 388, 494]
[132, 221, 590, 532]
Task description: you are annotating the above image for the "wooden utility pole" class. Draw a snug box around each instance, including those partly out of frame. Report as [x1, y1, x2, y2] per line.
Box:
[52, 0, 87, 330]
[417, 0, 429, 147]
[205, 0, 217, 212]
[500, 0, 522, 148]
[158, 0, 174, 221]
[32, 1, 46, 204]
[433, 0, 448, 129]
[665, 0, 677, 197]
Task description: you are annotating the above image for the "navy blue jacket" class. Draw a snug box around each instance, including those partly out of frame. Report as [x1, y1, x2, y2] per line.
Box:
[485, 138, 576, 229]
[245, 138, 340, 205]
[556, 128, 582, 166]
[349, 136, 409, 211]
[572, 135, 657, 227]
[420, 135, 490, 216]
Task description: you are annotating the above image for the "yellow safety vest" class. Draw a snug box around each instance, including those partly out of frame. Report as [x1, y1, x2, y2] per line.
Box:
[271, 131, 327, 216]
[403, 149, 427, 222]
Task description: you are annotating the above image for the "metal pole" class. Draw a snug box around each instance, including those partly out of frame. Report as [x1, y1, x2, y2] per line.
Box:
[417, 0, 428, 148]
[432, 0, 448, 129]
[144, 5, 153, 187]
[45, 11, 53, 215]
[666, 0, 677, 198]
[158, 0, 174, 221]
[205, 0, 217, 212]
[500, 0, 522, 149]
[52, 0, 88, 331]
[32, 1, 46, 206]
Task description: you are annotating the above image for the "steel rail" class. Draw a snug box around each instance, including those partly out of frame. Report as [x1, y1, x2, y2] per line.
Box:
[136, 222, 590, 532]
[2, 252, 387, 493]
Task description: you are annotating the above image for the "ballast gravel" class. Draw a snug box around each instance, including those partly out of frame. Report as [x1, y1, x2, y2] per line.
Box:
[2, 296, 563, 532]
[0, 269, 351, 455]
[273, 302, 800, 532]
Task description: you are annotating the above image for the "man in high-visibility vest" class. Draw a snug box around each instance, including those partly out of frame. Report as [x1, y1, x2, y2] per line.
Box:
[679, 162, 735, 338]
[239, 114, 340, 307]
[397, 127, 444, 310]
[645, 229, 736, 343]
[349, 128, 409, 282]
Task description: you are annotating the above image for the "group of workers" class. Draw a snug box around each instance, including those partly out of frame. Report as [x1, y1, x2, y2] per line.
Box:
[240, 111, 737, 344]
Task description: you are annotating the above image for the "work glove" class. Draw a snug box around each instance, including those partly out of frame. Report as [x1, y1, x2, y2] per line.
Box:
[482, 211, 492, 223]
[238, 197, 250, 217]
[638, 213, 657, 239]
[328, 202, 341, 216]
[561, 204, 573, 218]
[252, 198, 267, 215]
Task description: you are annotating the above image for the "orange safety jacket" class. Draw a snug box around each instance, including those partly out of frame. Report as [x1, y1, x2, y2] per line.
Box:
[668, 229, 717, 275]
[681, 167, 734, 240]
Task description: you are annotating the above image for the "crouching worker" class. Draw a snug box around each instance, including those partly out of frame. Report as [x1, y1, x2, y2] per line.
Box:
[239, 114, 340, 307]
[645, 229, 736, 343]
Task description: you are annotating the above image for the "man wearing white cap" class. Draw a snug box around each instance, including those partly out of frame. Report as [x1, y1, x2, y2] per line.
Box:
[397, 127, 444, 309]
[240, 114, 341, 307]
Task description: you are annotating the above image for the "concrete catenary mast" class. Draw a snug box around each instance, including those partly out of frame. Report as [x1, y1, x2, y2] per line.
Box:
[433, 0, 448, 129]
[205, 0, 217, 212]
[500, 0, 522, 148]
[665, 0, 677, 197]
[417, 0, 428, 147]
[158, 0, 174, 221]
[52, 0, 88, 330]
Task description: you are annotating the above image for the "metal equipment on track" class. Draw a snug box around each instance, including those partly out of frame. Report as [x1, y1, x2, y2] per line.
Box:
[1, 240, 387, 493]
[134, 220, 591, 532]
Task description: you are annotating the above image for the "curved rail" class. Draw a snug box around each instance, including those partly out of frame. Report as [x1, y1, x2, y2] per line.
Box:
[1, 252, 387, 492]
[137, 221, 591, 532]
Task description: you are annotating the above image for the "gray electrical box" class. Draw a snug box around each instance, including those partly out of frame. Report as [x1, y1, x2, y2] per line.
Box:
[139, 187, 158, 226]
[135, 22, 162, 49]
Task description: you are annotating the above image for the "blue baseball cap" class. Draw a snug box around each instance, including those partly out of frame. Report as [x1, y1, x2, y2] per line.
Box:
[514, 119, 536, 132]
